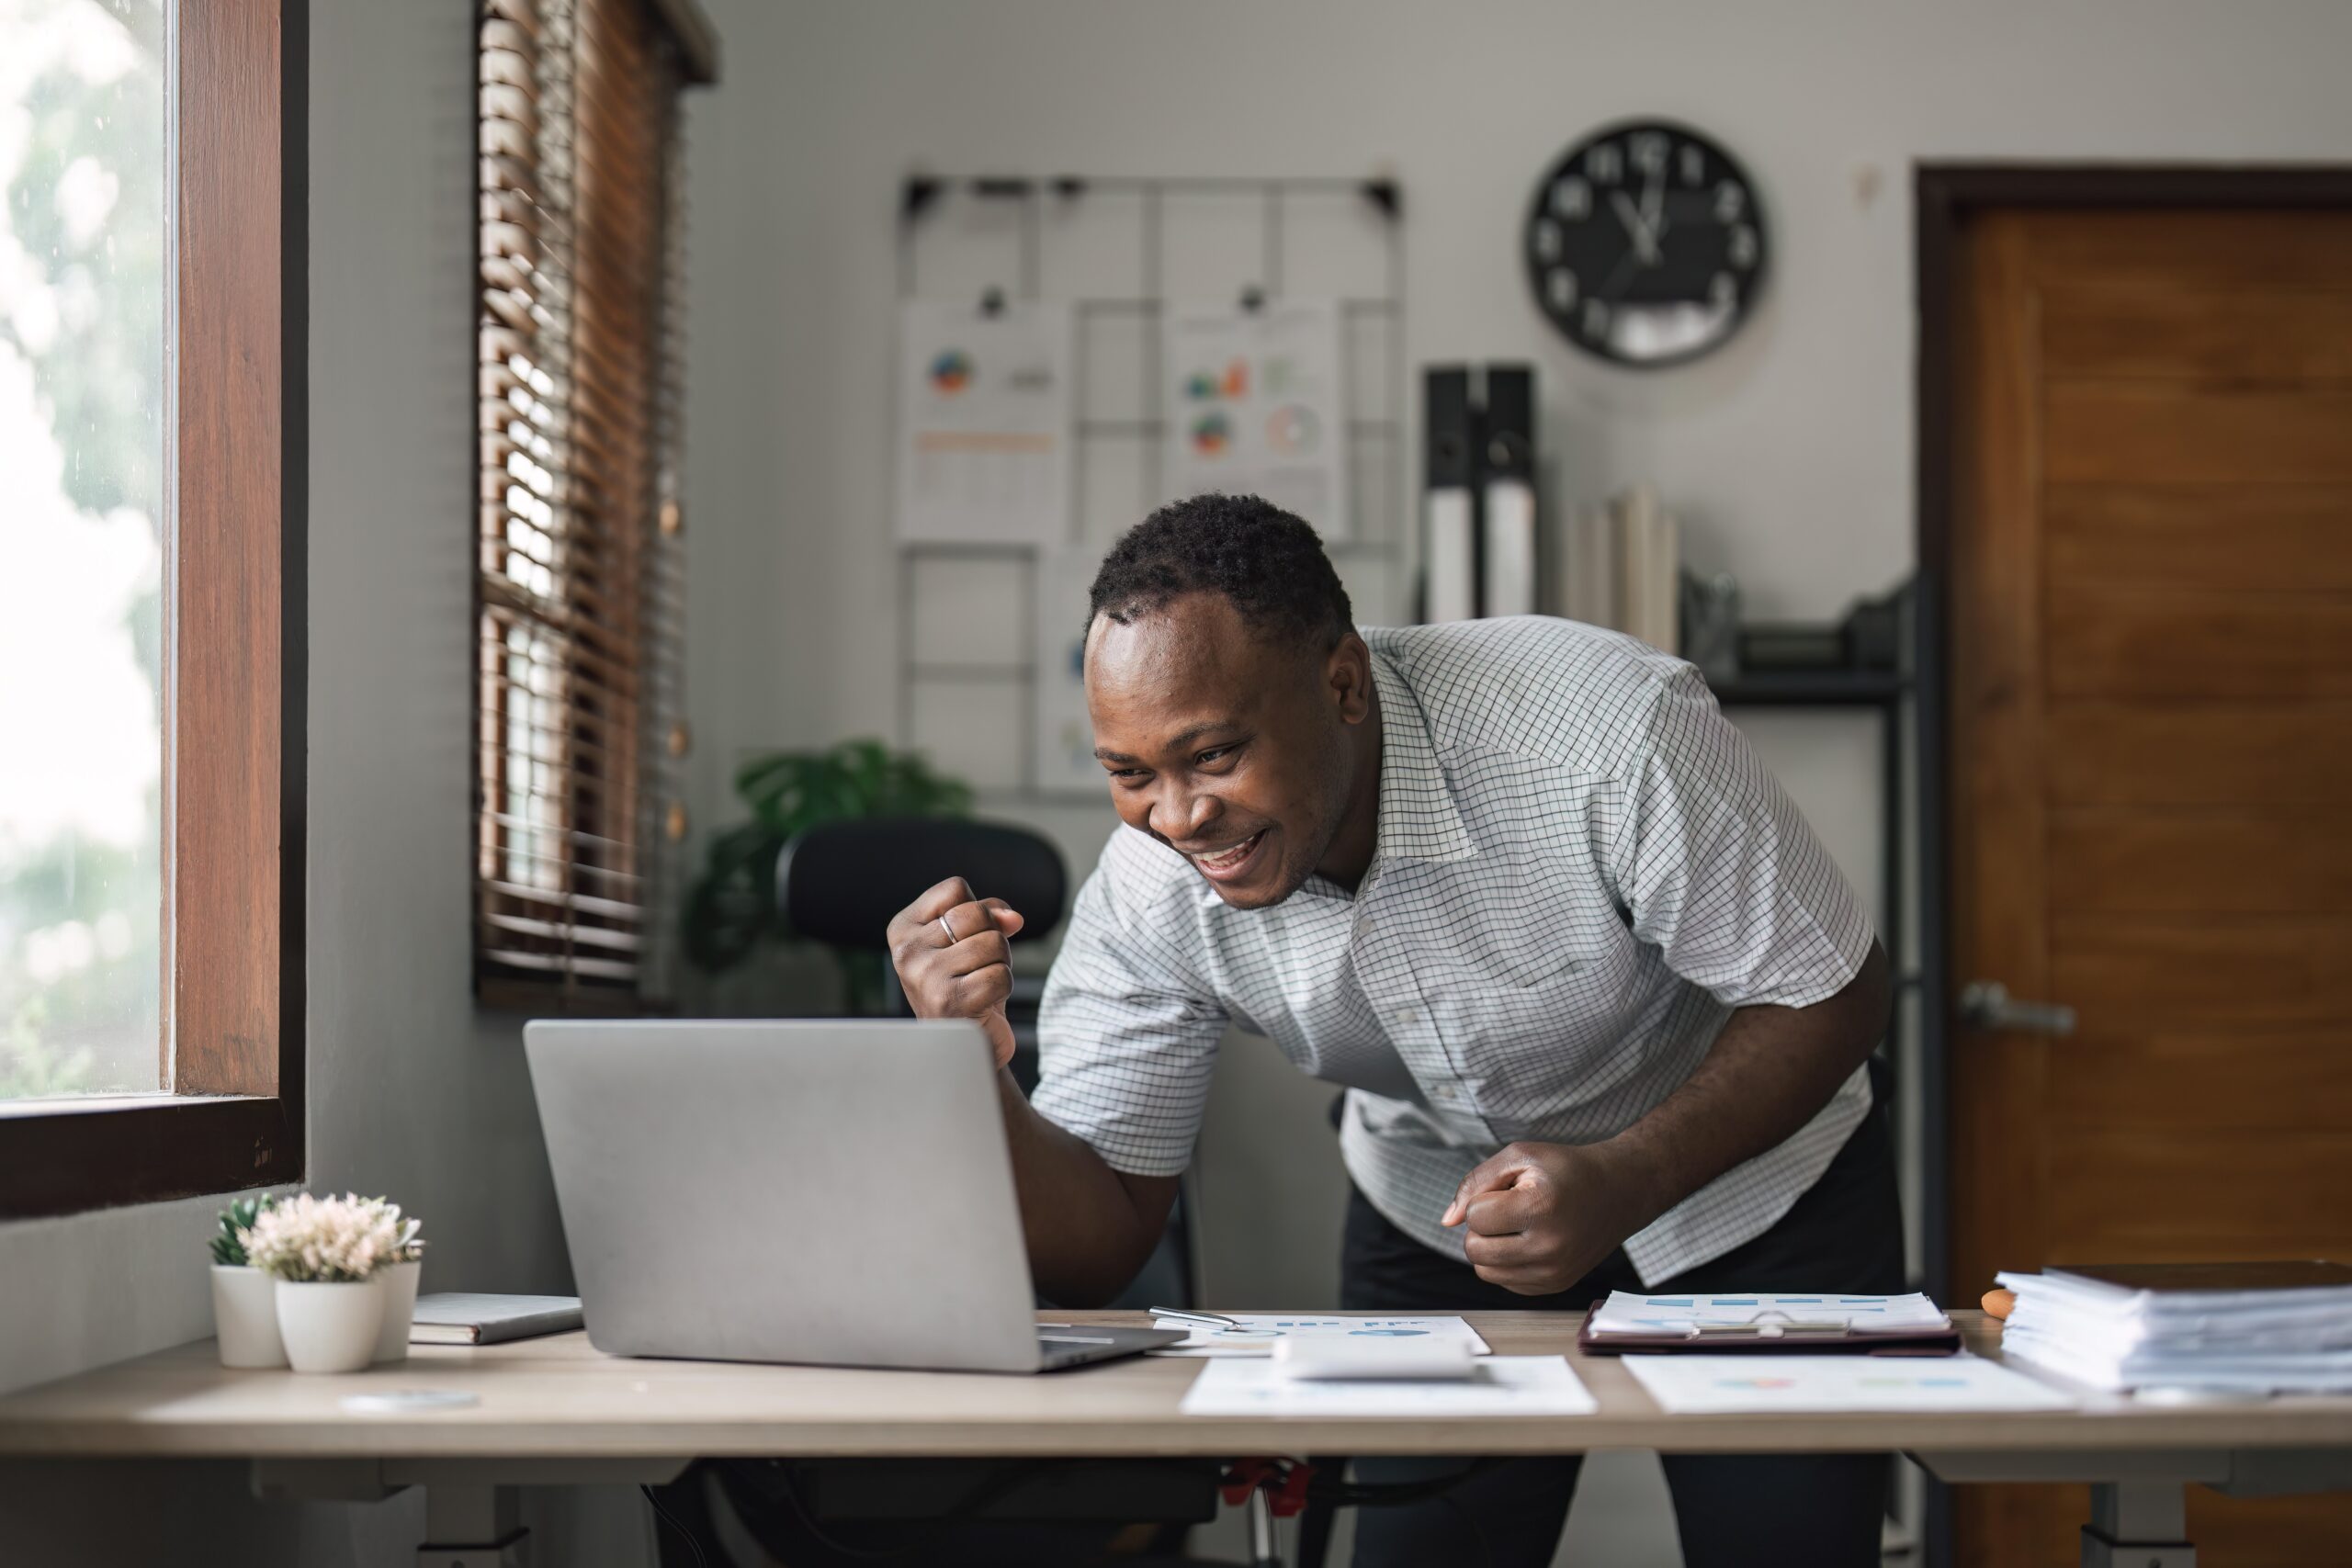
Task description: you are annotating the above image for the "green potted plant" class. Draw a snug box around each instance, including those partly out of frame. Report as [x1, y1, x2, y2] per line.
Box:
[683, 739, 971, 1011]
[208, 1194, 285, 1369]
[364, 1200, 427, 1365]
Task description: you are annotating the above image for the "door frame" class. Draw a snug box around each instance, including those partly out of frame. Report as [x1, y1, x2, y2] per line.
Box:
[1914, 163, 2352, 1568]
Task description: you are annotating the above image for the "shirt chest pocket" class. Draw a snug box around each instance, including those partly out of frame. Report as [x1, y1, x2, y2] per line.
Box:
[1419, 924, 1643, 1057]
[1430, 893, 1635, 992]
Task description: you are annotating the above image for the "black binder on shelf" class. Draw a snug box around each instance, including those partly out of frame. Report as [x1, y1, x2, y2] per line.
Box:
[1421, 364, 1541, 624]
[1422, 367, 1477, 623]
[1479, 365, 1537, 618]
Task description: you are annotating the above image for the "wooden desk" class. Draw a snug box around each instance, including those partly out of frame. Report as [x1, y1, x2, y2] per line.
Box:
[3, 1311, 2346, 1566]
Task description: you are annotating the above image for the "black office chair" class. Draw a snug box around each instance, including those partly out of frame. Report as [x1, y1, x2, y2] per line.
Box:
[775, 814, 1068, 1047]
[774, 815, 1195, 1312]
[776, 816, 1070, 951]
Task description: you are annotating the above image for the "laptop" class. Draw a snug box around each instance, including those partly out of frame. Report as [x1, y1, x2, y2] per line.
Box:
[522, 1018, 1185, 1373]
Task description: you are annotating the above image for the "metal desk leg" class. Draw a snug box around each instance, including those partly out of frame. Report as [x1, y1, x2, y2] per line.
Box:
[2080, 1480, 2192, 1568]
[1246, 1483, 1283, 1568]
[416, 1483, 527, 1568]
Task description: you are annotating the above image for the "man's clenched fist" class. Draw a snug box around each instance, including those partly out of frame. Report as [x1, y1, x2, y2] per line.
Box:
[887, 876, 1027, 1066]
[1440, 1139, 1658, 1296]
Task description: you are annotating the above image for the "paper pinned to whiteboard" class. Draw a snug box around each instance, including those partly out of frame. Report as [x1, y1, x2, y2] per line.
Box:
[1162, 300, 1350, 538]
[895, 299, 1074, 545]
[1032, 547, 1102, 795]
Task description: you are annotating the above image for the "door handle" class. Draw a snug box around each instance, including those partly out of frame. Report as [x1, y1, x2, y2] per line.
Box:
[1958, 980, 2076, 1036]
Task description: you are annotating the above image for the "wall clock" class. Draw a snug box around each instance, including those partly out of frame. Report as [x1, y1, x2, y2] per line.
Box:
[1523, 120, 1767, 367]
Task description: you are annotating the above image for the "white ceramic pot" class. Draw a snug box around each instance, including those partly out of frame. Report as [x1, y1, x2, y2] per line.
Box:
[210, 1265, 288, 1369]
[371, 1259, 423, 1364]
[274, 1280, 386, 1373]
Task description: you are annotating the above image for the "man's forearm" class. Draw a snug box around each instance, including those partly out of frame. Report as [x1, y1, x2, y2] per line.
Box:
[994, 1069, 1178, 1307]
[1603, 941, 1893, 1231]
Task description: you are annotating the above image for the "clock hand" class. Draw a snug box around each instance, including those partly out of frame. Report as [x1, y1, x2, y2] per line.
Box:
[1642, 165, 1666, 239]
[1597, 244, 1643, 303]
[1609, 190, 1661, 265]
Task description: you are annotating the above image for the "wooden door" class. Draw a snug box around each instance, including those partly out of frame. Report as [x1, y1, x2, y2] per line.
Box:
[1949, 205, 2352, 1566]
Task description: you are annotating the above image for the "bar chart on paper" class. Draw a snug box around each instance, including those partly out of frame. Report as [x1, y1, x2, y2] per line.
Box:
[1626, 1354, 2074, 1415]
[1182, 1357, 1596, 1418]
[1150, 1314, 1491, 1359]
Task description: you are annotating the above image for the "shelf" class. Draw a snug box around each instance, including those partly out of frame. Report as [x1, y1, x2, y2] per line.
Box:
[1708, 671, 1908, 707]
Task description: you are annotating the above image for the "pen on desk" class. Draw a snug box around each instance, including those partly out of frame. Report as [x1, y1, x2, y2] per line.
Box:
[1150, 1307, 1239, 1329]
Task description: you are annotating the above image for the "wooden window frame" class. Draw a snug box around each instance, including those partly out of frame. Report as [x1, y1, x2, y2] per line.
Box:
[0, 0, 307, 1219]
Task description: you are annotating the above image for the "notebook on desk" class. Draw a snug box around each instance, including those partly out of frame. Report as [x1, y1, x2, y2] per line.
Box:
[410, 1293, 584, 1346]
[1578, 1290, 1962, 1356]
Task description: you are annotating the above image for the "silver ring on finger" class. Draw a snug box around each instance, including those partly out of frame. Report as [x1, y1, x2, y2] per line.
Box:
[938, 914, 957, 945]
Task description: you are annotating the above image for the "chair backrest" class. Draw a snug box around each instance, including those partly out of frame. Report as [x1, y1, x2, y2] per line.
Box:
[775, 817, 1069, 952]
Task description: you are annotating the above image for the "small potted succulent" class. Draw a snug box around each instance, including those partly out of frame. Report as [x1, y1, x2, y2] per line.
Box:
[366, 1200, 427, 1364]
[242, 1192, 399, 1373]
[208, 1194, 286, 1369]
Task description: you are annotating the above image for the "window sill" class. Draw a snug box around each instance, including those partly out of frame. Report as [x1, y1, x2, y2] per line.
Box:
[0, 1095, 298, 1220]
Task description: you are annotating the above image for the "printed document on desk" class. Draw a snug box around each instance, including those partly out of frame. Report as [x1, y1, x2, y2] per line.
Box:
[1182, 1356, 1595, 1417]
[1627, 1353, 2073, 1415]
[1589, 1292, 1951, 1337]
[1151, 1314, 1491, 1359]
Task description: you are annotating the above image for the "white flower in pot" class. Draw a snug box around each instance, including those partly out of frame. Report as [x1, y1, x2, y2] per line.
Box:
[209, 1194, 286, 1369]
[243, 1193, 399, 1373]
[363, 1200, 427, 1364]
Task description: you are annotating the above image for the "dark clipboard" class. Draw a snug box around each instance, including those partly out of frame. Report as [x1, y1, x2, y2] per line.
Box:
[1577, 1303, 1962, 1357]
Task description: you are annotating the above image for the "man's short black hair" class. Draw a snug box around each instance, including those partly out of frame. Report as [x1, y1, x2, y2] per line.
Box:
[1088, 493, 1354, 651]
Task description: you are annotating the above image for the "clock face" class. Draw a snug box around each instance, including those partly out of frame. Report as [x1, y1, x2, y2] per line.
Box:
[1523, 120, 1767, 367]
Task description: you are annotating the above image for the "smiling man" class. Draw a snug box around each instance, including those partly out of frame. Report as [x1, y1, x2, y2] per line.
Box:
[887, 494, 1901, 1568]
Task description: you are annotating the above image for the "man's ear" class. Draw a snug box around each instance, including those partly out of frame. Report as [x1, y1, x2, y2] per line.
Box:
[1327, 631, 1374, 724]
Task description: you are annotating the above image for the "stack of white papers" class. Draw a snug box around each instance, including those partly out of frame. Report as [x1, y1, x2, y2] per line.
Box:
[1149, 1314, 1491, 1359]
[1182, 1357, 1596, 1417]
[1996, 1265, 2352, 1394]
[1627, 1353, 2071, 1414]
[1588, 1292, 1951, 1337]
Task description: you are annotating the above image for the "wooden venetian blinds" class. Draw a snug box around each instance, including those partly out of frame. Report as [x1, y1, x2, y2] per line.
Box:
[475, 0, 716, 1004]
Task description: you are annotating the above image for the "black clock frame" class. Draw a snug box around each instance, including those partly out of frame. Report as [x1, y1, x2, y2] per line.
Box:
[1522, 118, 1769, 369]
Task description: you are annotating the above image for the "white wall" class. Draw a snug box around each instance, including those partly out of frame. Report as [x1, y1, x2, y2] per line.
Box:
[0, 1, 642, 1561]
[679, 0, 2352, 949]
[687, 0, 2351, 748]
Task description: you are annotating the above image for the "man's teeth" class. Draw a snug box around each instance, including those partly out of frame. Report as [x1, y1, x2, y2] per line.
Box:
[1193, 833, 1260, 869]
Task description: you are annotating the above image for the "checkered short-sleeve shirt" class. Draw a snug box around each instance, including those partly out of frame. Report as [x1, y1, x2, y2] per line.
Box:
[1033, 616, 1877, 1286]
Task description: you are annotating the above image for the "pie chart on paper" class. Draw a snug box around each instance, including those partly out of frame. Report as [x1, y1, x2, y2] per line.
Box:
[1265, 403, 1320, 455]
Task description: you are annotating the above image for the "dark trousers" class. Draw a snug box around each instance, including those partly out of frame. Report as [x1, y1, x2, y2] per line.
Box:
[1342, 1107, 1905, 1568]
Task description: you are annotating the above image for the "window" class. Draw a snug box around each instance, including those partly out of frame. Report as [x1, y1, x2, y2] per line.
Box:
[0, 0, 303, 1217]
[474, 0, 712, 1007]
[0, 0, 167, 1100]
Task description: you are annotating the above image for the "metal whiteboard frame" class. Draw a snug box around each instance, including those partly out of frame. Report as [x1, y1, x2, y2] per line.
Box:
[894, 174, 1407, 802]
